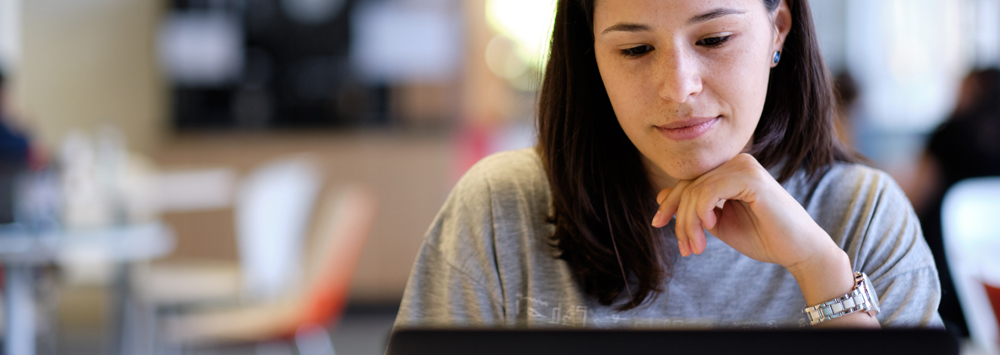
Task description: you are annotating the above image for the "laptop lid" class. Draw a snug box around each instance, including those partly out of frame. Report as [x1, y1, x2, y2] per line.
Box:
[386, 328, 959, 355]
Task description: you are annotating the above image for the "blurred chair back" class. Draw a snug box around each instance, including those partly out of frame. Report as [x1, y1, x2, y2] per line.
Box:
[235, 155, 322, 301]
[294, 184, 378, 331]
[941, 177, 1000, 352]
[161, 183, 378, 353]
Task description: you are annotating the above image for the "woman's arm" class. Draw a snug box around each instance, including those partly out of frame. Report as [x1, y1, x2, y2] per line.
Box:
[785, 244, 879, 328]
[651, 153, 879, 327]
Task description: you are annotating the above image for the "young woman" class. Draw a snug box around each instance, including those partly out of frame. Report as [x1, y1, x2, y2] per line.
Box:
[394, 0, 942, 328]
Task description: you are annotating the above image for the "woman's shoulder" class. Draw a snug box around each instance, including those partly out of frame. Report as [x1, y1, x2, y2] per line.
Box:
[466, 147, 545, 178]
[430, 148, 551, 241]
[793, 161, 935, 275]
[823, 162, 899, 191]
[784, 161, 904, 208]
[825, 162, 909, 207]
[455, 147, 550, 199]
[786, 161, 917, 250]
[418, 148, 557, 288]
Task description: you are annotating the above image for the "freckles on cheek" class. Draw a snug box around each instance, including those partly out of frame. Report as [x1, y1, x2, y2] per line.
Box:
[715, 50, 770, 136]
[612, 95, 651, 133]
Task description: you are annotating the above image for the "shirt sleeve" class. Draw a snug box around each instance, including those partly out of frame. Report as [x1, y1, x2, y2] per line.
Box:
[845, 170, 944, 327]
[392, 158, 506, 329]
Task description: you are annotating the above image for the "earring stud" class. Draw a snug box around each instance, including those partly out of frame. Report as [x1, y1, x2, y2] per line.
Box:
[772, 51, 781, 65]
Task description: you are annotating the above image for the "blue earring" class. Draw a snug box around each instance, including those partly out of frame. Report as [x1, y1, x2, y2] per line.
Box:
[772, 51, 781, 65]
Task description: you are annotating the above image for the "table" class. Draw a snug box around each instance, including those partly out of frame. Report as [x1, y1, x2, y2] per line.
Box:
[0, 222, 175, 355]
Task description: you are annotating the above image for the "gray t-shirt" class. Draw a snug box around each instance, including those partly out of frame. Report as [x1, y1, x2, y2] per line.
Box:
[394, 148, 943, 329]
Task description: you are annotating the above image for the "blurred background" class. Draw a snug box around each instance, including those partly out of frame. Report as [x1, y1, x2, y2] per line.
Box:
[0, 0, 999, 354]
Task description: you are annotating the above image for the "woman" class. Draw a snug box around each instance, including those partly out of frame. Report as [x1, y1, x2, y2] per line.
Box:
[394, 0, 942, 328]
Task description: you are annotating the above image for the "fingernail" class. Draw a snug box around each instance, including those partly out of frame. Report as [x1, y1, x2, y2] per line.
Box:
[652, 211, 662, 226]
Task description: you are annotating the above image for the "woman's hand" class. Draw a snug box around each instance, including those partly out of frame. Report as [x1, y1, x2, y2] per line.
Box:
[650, 153, 832, 270]
[650, 154, 879, 328]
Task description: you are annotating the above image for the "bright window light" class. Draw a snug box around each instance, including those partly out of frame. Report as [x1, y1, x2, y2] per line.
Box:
[485, 0, 557, 71]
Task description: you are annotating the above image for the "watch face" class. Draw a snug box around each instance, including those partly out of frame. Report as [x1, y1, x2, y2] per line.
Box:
[862, 274, 881, 312]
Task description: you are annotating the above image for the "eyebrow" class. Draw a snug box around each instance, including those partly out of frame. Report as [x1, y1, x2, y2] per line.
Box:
[687, 8, 747, 25]
[600, 8, 747, 35]
[601, 23, 651, 35]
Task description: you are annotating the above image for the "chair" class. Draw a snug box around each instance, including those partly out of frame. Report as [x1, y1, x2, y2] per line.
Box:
[135, 157, 320, 305]
[160, 182, 378, 353]
[235, 156, 323, 301]
[941, 177, 1000, 353]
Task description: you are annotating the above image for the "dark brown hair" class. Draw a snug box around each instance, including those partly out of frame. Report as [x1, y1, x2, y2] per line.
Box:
[537, 0, 858, 310]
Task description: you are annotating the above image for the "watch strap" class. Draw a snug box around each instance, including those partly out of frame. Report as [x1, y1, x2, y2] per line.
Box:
[801, 272, 878, 326]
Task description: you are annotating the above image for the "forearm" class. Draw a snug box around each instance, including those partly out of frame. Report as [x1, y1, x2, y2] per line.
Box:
[787, 243, 881, 328]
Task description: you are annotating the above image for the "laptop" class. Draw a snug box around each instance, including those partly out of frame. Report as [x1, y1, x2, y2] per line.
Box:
[386, 328, 959, 355]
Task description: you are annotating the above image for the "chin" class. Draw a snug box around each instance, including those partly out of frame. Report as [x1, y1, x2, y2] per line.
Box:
[669, 167, 712, 181]
[659, 155, 729, 180]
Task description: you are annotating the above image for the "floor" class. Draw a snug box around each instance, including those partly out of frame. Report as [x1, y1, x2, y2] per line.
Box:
[12, 303, 401, 355]
[329, 305, 399, 355]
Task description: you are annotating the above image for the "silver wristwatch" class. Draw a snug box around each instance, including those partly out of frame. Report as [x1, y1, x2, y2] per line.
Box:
[802, 272, 880, 325]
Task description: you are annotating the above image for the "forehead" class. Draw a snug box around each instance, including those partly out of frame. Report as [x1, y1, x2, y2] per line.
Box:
[593, 0, 762, 28]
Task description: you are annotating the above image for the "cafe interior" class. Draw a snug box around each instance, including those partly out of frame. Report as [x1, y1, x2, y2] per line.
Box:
[0, 0, 999, 354]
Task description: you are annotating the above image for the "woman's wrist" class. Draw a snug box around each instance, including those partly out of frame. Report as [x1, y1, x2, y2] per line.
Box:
[786, 242, 855, 307]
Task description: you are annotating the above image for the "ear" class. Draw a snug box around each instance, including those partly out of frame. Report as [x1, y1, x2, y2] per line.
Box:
[772, 0, 793, 54]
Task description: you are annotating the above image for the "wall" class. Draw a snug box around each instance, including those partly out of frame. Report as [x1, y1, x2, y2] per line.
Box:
[14, 0, 165, 154]
[0, 0, 21, 71]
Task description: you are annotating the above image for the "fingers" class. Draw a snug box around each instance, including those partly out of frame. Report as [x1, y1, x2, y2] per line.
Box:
[651, 188, 671, 227]
[694, 186, 723, 231]
[655, 182, 730, 256]
[652, 182, 686, 228]
[680, 185, 707, 255]
[677, 186, 696, 256]
[651, 154, 767, 257]
[652, 181, 700, 256]
[656, 187, 671, 205]
[652, 179, 731, 256]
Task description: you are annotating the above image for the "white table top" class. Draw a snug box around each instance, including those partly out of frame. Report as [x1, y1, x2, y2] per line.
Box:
[0, 222, 175, 264]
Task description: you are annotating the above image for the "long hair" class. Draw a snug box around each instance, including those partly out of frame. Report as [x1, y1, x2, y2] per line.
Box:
[536, 0, 858, 311]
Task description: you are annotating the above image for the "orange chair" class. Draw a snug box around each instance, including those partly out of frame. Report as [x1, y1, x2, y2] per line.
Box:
[160, 184, 378, 354]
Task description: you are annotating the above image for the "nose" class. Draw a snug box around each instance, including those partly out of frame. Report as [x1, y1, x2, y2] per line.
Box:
[658, 47, 703, 103]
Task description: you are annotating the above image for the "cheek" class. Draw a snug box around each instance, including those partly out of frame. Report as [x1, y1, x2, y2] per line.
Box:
[599, 64, 656, 137]
[706, 47, 770, 140]
[599, 64, 650, 118]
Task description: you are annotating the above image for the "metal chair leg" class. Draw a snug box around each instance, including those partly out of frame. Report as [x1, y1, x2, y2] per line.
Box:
[294, 325, 336, 355]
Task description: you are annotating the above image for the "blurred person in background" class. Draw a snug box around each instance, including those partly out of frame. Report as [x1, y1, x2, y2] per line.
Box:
[0, 67, 31, 168]
[833, 71, 859, 149]
[0, 67, 37, 224]
[394, 0, 941, 329]
[900, 68, 1000, 337]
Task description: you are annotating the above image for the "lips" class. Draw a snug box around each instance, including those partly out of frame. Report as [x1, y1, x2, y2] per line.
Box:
[655, 116, 720, 141]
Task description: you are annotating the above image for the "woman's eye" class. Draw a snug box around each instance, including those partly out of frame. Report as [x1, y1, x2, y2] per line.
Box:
[696, 35, 732, 48]
[620, 45, 653, 58]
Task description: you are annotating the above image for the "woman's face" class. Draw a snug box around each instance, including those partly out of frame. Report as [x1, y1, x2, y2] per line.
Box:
[593, 0, 790, 185]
